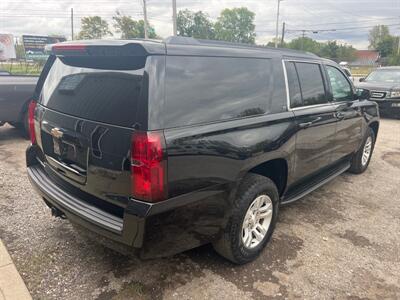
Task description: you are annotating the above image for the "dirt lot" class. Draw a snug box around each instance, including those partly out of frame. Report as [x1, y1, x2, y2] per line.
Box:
[0, 119, 399, 300]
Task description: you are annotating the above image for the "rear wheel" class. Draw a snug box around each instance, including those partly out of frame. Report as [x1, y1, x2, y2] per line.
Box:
[349, 127, 375, 174]
[21, 111, 30, 139]
[8, 121, 22, 128]
[213, 173, 279, 264]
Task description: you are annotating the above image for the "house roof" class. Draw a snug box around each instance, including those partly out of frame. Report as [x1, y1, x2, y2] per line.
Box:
[351, 50, 380, 66]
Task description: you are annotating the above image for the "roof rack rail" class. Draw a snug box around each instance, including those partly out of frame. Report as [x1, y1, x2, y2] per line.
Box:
[163, 36, 318, 57]
[164, 36, 262, 48]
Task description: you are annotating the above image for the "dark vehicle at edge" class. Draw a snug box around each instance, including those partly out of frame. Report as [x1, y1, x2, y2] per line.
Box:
[0, 73, 38, 133]
[357, 66, 400, 118]
[26, 37, 379, 264]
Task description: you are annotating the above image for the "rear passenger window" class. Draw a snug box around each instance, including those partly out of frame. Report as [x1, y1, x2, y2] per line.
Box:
[164, 56, 277, 128]
[295, 62, 326, 106]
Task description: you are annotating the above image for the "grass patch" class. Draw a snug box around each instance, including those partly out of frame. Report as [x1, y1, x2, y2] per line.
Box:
[0, 62, 43, 75]
[350, 66, 375, 77]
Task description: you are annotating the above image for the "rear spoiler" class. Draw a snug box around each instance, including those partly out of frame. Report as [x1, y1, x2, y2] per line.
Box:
[46, 41, 166, 70]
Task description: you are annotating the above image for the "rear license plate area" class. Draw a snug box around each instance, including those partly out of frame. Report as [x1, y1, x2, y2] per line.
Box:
[391, 103, 400, 107]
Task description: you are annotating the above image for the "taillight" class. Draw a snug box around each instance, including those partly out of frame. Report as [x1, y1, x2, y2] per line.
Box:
[28, 100, 37, 144]
[131, 131, 167, 202]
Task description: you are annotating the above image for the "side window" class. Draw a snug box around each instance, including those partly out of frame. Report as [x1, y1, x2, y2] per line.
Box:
[164, 56, 276, 128]
[285, 62, 302, 108]
[326, 66, 353, 101]
[295, 62, 327, 106]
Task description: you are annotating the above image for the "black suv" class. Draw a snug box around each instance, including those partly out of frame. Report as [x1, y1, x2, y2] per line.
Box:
[27, 37, 379, 264]
[357, 66, 400, 118]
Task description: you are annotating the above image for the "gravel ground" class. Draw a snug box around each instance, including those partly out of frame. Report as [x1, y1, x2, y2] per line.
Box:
[0, 119, 399, 300]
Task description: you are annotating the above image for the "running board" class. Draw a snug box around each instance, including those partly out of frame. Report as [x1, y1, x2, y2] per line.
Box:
[281, 162, 351, 205]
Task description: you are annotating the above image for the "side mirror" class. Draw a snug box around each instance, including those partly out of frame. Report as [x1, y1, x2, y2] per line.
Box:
[359, 77, 365, 82]
[356, 88, 370, 100]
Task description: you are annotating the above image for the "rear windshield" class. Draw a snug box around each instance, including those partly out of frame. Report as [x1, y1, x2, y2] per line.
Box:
[40, 57, 146, 127]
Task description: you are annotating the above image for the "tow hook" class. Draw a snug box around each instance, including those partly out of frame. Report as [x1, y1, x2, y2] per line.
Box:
[51, 207, 66, 219]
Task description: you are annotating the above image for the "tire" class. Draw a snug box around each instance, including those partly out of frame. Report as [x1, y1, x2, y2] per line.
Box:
[212, 173, 279, 264]
[8, 121, 22, 129]
[21, 111, 30, 139]
[349, 127, 375, 174]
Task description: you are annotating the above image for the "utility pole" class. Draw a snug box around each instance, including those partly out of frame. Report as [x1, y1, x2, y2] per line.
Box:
[301, 30, 306, 50]
[70, 8, 74, 40]
[143, 0, 148, 39]
[275, 0, 283, 48]
[280, 22, 286, 47]
[398, 34, 400, 55]
[398, 16, 400, 55]
[172, 0, 177, 36]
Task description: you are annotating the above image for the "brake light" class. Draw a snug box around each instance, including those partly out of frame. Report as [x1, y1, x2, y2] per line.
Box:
[131, 131, 167, 202]
[28, 100, 37, 144]
[52, 44, 86, 51]
[52, 44, 87, 55]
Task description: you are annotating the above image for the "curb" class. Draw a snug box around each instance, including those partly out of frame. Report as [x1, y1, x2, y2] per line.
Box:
[0, 240, 32, 300]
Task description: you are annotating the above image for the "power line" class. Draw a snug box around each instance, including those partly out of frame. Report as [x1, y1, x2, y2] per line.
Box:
[286, 17, 400, 28]
[286, 23, 400, 33]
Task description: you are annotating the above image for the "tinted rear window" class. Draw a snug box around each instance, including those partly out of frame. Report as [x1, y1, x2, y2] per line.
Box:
[40, 57, 146, 127]
[164, 56, 277, 128]
[295, 62, 326, 106]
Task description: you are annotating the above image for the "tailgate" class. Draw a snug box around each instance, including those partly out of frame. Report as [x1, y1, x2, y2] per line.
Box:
[35, 44, 151, 206]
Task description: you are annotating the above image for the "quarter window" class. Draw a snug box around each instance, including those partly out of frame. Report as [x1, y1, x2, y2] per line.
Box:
[326, 66, 353, 101]
[285, 62, 302, 108]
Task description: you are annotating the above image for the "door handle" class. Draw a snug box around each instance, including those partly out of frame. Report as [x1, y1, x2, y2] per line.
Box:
[298, 117, 322, 129]
[335, 112, 345, 120]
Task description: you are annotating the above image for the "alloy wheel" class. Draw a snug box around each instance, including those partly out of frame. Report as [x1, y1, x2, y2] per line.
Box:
[362, 136, 372, 166]
[241, 195, 273, 249]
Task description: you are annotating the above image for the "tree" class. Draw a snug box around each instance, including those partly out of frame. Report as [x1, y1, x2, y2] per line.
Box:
[177, 9, 214, 39]
[113, 12, 157, 39]
[283, 37, 355, 62]
[368, 25, 399, 58]
[368, 25, 391, 50]
[286, 37, 321, 53]
[388, 53, 400, 65]
[376, 35, 396, 57]
[336, 43, 356, 62]
[77, 16, 112, 39]
[320, 41, 340, 61]
[214, 7, 256, 44]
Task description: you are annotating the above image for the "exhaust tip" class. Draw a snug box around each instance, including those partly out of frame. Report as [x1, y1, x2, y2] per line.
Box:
[51, 207, 66, 219]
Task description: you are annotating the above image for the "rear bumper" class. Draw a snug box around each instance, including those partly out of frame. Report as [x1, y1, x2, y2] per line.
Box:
[26, 146, 228, 257]
[27, 163, 144, 247]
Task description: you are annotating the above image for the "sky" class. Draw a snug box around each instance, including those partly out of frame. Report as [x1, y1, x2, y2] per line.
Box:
[1, 0, 399, 49]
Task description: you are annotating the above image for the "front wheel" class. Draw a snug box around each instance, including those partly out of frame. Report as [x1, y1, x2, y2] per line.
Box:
[213, 173, 279, 264]
[349, 127, 375, 174]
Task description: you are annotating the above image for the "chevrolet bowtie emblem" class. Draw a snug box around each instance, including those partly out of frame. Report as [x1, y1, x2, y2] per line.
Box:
[51, 128, 63, 139]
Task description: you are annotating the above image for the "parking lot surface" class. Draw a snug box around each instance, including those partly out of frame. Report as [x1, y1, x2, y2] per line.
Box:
[0, 119, 399, 300]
